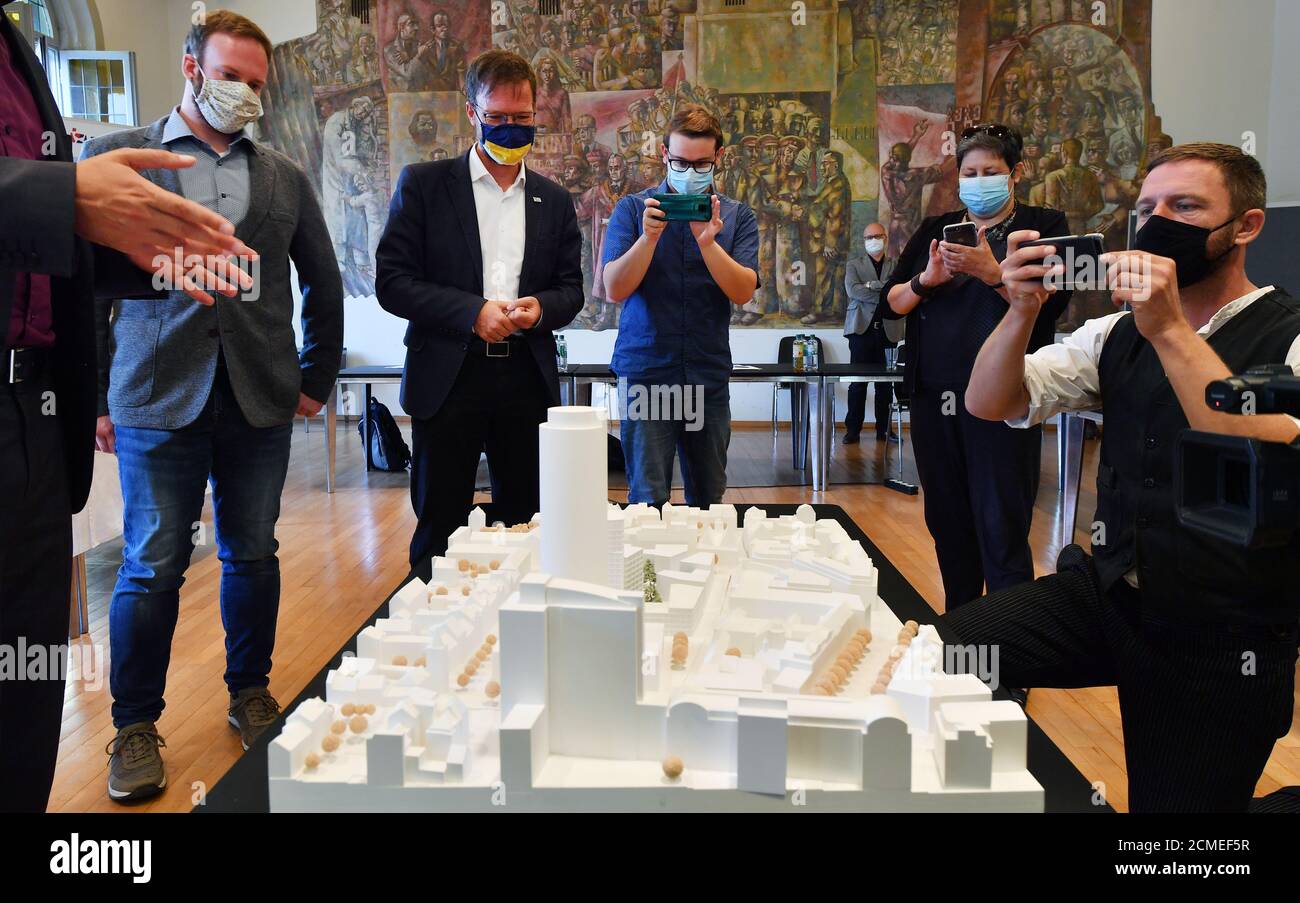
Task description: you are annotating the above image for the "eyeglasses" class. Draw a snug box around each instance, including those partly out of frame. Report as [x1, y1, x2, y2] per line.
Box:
[666, 156, 716, 174]
[960, 123, 1020, 146]
[475, 106, 536, 127]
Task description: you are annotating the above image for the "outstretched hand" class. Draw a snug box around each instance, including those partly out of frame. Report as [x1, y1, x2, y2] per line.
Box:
[75, 148, 258, 305]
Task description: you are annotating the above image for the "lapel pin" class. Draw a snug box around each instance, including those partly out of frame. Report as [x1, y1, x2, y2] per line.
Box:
[532, 196, 541, 202]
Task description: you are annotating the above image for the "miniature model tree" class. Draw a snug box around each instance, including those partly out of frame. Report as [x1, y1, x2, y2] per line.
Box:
[642, 559, 662, 603]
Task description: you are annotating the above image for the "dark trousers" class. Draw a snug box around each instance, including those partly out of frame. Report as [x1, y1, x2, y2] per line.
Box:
[109, 361, 292, 727]
[945, 550, 1299, 812]
[0, 372, 71, 812]
[409, 346, 550, 577]
[910, 385, 1040, 610]
[845, 328, 893, 437]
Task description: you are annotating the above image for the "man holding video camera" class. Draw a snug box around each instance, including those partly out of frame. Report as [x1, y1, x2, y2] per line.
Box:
[955, 142, 1300, 812]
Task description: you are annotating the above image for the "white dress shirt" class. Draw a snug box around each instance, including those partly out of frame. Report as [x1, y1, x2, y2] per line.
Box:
[1009, 286, 1300, 429]
[469, 147, 526, 304]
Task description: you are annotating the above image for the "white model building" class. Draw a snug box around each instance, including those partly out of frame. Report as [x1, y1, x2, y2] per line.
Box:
[268, 406, 1041, 811]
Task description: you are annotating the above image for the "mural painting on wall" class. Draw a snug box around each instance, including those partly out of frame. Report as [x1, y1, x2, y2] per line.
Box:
[984, 4, 1164, 326]
[258, 0, 1167, 331]
[847, 0, 958, 87]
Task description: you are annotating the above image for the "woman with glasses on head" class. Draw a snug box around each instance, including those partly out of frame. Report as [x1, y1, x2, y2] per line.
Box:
[882, 123, 1072, 613]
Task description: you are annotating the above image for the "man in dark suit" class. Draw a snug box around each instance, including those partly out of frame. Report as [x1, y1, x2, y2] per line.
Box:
[0, 0, 254, 812]
[377, 49, 583, 577]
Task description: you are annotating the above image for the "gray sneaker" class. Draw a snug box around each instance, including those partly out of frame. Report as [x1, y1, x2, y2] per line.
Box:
[106, 722, 167, 803]
[228, 687, 281, 750]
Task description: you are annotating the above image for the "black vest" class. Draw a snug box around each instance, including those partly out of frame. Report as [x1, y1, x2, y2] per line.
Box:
[1093, 289, 1300, 626]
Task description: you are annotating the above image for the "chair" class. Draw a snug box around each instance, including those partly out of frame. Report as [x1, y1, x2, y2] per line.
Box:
[887, 339, 909, 442]
[770, 334, 823, 442]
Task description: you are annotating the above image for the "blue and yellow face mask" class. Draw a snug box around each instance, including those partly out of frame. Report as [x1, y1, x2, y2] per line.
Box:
[479, 120, 535, 166]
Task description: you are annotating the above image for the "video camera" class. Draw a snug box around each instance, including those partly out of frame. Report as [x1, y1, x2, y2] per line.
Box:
[1176, 365, 1300, 548]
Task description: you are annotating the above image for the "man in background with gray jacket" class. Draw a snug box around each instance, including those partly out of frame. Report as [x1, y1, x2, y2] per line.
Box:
[843, 222, 899, 443]
[86, 10, 343, 803]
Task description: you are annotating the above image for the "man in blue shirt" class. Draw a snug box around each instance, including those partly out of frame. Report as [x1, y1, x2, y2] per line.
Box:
[602, 104, 760, 507]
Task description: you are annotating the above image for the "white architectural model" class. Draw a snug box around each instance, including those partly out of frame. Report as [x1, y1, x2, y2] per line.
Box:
[268, 407, 1042, 811]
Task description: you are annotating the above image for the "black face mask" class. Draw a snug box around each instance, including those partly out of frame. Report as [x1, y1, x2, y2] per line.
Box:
[1133, 212, 1240, 288]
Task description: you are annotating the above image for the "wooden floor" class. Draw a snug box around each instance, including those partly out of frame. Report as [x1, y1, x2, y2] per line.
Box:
[54, 420, 1300, 812]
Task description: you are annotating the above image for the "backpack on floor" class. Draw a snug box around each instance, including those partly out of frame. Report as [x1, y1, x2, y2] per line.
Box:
[358, 396, 411, 472]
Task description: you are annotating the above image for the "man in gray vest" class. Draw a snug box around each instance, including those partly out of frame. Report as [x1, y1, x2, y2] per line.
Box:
[842, 221, 899, 443]
[958, 143, 1300, 812]
[86, 11, 343, 803]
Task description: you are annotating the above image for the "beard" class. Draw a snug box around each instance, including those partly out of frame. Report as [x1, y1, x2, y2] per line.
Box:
[1203, 222, 1240, 279]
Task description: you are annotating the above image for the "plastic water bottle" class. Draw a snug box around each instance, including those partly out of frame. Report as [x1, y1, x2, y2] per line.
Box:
[806, 335, 819, 370]
[555, 333, 568, 370]
[793, 334, 805, 371]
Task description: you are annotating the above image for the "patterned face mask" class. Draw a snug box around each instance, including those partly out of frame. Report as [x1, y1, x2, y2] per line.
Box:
[193, 64, 263, 134]
[478, 120, 535, 166]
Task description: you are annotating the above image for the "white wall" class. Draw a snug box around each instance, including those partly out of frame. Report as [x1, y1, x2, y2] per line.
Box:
[157, 0, 318, 50]
[1152, 0, 1297, 203]
[91, 0, 177, 123]
[1264, 0, 1300, 204]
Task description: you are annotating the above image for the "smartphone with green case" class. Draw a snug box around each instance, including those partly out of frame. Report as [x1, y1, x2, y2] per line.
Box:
[651, 193, 712, 222]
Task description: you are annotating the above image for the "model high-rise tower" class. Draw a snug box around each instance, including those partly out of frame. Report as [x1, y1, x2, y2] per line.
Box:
[538, 406, 609, 585]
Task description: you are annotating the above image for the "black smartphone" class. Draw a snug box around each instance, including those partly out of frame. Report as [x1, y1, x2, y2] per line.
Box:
[651, 193, 712, 222]
[1019, 233, 1106, 290]
[941, 221, 979, 247]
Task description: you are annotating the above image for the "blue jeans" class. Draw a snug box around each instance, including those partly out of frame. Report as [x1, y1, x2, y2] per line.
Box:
[620, 380, 730, 507]
[109, 365, 292, 728]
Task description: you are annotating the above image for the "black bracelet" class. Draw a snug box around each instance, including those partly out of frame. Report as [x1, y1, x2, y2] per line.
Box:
[910, 274, 932, 298]
[990, 280, 1005, 289]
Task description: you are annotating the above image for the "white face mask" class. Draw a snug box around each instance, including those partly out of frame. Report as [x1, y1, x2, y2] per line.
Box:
[193, 64, 263, 134]
[865, 238, 885, 255]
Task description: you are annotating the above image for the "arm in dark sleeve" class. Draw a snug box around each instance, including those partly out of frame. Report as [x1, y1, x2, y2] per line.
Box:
[0, 157, 75, 277]
[291, 166, 345, 404]
[79, 137, 167, 300]
[730, 202, 761, 288]
[531, 189, 585, 332]
[376, 165, 486, 337]
[879, 217, 935, 318]
[95, 296, 112, 416]
[90, 245, 167, 300]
